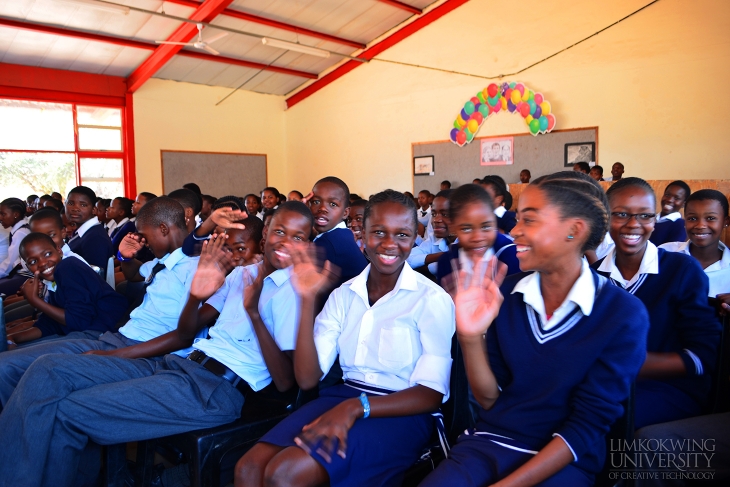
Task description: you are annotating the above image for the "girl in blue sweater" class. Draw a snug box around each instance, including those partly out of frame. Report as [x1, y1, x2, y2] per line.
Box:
[422, 171, 649, 486]
[594, 178, 721, 429]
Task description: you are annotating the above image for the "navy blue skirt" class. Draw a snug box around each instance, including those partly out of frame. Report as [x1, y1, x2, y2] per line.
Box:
[259, 383, 434, 487]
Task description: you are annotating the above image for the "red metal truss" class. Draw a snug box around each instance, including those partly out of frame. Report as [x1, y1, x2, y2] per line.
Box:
[126, 0, 237, 93]
[164, 0, 366, 49]
[376, 0, 423, 15]
[286, 0, 470, 108]
[0, 18, 317, 80]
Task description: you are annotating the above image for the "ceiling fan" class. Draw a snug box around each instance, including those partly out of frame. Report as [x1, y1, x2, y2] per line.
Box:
[156, 23, 228, 55]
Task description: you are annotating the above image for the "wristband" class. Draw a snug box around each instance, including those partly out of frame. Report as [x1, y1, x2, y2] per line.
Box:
[117, 250, 134, 262]
[359, 392, 370, 419]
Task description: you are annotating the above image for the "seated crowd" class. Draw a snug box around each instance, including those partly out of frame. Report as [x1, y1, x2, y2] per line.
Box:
[0, 169, 727, 487]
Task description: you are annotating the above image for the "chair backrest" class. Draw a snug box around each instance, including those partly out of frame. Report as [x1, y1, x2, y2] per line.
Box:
[441, 337, 474, 441]
[105, 256, 115, 289]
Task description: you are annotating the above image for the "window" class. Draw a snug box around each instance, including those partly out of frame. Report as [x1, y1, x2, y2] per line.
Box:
[0, 99, 126, 200]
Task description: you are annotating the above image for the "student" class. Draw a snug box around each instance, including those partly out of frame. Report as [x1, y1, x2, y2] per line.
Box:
[288, 190, 303, 202]
[6, 233, 127, 346]
[0, 198, 31, 295]
[50, 191, 63, 202]
[261, 187, 281, 214]
[182, 182, 202, 196]
[346, 198, 367, 252]
[441, 180, 452, 190]
[306, 177, 368, 286]
[221, 217, 264, 268]
[572, 161, 590, 174]
[589, 165, 604, 181]
[111, 192, 156, 254]
[65, 186, 113, 272]
[245, 194, 263, 220]
[435, 184, 521, 284]
[41, 197, 64, 213]
[594, 178, 721, 428]
[94, 198, 111, 228]
[417, 190, 432, 230]
[0, 202, 311, 487]
[0, 197, 199, 407]
[519, 169, 531, 184]
[168, 188, 202, 233]
[605, 162, 624, 181]
[25, 194, 38, 217]
[480, 176, 517, 234]
[236, 190, 455, 487]
[107, 197, 134, 241]
[421, 171, 648, 487]
[408, 190, 453, 276]
[181, 197, 248, 257]
[200, 194, 216, 221]
[650, 180, 690, 246]
[660, 189, 730, 304]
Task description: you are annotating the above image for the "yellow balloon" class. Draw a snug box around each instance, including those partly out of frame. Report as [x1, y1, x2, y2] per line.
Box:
[525, 115, 533, 125]
[540, 101, 551, 116]
[456, 115, 466, 127]
[510, 90, 522, 105]
[467, 119, 479, 134]
[501, 97, 507, 109]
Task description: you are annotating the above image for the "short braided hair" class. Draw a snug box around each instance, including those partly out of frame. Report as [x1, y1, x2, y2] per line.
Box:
[531, 171, 609, 252]
[0, 198, 27, 217]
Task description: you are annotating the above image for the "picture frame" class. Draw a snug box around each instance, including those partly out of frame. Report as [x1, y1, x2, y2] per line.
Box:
[564, 142, 595, 167]
[480, 136, 514, 166]
[414, 155, 435, 176]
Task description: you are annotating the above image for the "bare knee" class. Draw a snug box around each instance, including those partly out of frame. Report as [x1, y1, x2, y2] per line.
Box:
[263, 447, 328, 487]
[235, 443, 283, 487]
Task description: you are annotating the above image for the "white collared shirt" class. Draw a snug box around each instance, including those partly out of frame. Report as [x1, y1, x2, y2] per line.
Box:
[406, 234, 450, 275]
[417, 206, 431, 228]
[594, 233, 615, 261]
[313, 220, 347, 242]
[195, 262, 299, 391]
[313, 263, 455, 399]
[0, 219, 31, 278]
[494, 206, 507, 218]
[657, 211, 681, 223]
[458, 246, 495, 275]
[659, 240, 730, 297]
[71, 217, 101, 241]
[106, 219, 117, 237]
[597, 241, 660, 289]
[512, 259, 596, 331]
[61, 243, 88, 265]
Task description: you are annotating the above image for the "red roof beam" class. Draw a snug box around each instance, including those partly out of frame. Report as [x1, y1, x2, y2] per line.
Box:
[0, 18, 316, 80]
[376, 0, 422, 15]
[163, 0, 366, 50]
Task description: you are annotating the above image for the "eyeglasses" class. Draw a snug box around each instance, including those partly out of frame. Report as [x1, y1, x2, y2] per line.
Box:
[610, 212, 656, 224]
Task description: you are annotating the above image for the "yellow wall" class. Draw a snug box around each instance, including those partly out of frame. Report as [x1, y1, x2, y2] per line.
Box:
[282, 0, 730, 197]
[133, 78, 286, 195]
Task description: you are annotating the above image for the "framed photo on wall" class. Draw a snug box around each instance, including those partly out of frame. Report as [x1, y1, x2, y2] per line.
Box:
[414, 155, 435, 176]
[480, 136, 514, 166]
[564, 142, 595, 167]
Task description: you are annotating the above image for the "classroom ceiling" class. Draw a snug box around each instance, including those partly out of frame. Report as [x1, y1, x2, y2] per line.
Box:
[0, 0, 439, 96]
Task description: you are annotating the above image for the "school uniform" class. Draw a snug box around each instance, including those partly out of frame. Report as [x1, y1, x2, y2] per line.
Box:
[33, 257, 127, 338]
[314, 221, 368, 286]
[0, 261, 299, 487]
[110, 218, 136, 253]
[105, 219, 118, 237]
[436, 233, 521, 286]
[67, 217, 113, 271]
[593, 233, 615, 261]
[494, 206, 517, 234]
[407, 234, 450, 276]
[422, 261, 649, 487]
[260, 262, 455, 487]
[0, 220, 31, 295]
[0, 247, 199, 407]
[594, 242, 721, 428]
[659, 240, 730, 297]
[649, 212, 687, 246]
[417, 206, 431, 229]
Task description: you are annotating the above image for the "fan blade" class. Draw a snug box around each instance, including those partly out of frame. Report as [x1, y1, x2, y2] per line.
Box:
[201, 44, 220, 55]
[156, 41, 192, 46]
[203, 32, 228, 45]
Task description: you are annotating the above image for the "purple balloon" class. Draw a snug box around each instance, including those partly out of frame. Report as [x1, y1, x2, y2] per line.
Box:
[507, 100, 516, 112]
[533, 105, 542, 119]
[474, 103, 481, 112]
[450, 128, 459, 142]
[461, 109, 470, 120]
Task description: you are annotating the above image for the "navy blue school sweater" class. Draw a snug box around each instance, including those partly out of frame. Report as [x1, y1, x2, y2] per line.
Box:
[110, 220, 137, 254]
[478, 271, 648, 474]
[593, 249, 721, 409]
[34, 257, 128, 337]
[497, 210, 517, 234]
[649, 218, 686, 246]
[68, 224, 113, 271]
[314, 227, 368, 287]
[436, 233, 521, 286]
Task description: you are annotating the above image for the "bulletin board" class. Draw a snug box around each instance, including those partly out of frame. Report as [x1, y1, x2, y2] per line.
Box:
[412, 127, 597, 195]
[161, 150, 267, 197]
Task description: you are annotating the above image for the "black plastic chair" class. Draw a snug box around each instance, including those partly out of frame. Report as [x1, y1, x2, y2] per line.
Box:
[707, 312, 730, 414]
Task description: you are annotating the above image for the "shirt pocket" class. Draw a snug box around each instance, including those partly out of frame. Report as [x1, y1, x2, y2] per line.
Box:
[378, 327, 413, 370]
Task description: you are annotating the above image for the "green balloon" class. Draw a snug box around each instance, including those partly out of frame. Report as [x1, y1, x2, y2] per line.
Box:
[466, 130, 474, 142]
[478, 104, 489, 117]
[477, 92, 486, 104]
[529, 118, 540, 134]
[454, 120, 461, 129]
[464, 101, 475, 115]
[487, 95, 499, 106]
[509, 82, 516, 89]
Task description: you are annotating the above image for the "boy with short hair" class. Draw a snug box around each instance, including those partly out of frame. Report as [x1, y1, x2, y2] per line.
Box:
[407, 190, 454, 276]
[417, 190, 432, 230]
[519, 169, 531, 184]
[589, 165, 604, 181]
[106, 197, 133, 238]
[111, 193, 156, 254]
[65, 186, 113, 271]
[169, 188, 202, 233]
[244, 194, 263, 220]
[651, 180, 690, 246]
[440, 180, 451, 190]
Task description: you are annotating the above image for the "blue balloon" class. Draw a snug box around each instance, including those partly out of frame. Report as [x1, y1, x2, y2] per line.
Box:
[539, 116, 549, 131]
[507, 100, 516, 112]
[528, 100, 537, 115]
[461, 109, 470, 120]
[533, 105, 542, 119]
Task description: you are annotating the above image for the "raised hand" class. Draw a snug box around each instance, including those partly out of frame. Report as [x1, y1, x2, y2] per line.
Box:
[243, 265, 264, 317]
[119, 233, 145, 260]
[301, 191, 314, 206]
[452, 257, 506, 338]
[189, 235, 233, 301]
[19, 274, 42, 306]
[288, 244, 339, 301]
[209, 207, 248, 230]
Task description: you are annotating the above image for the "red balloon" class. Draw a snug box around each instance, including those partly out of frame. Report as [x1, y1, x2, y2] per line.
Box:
[487, 83, 499, 98]
[547, 114, 556, 131]
[456, 130, 467, 145]
[472, 112, 483, 124]
[504, 88, 513, 101]
[519, 102, 530, 118]
[470, 97, 480, 105]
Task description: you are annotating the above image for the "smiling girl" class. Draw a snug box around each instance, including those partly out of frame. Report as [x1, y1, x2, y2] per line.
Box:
[236, 190, 455, 487]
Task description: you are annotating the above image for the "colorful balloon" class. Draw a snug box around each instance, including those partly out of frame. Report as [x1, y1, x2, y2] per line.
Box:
[478, 104, 489, 117]
[461, 109, 470, 120]
[533, 105, 542, 119]
[467, 119, 479, 133]
[510, 90, 522, 105]
[500, 97, 507, 110]
[470, 97, 480, 106]
[507, 100, 516, 112]
[515, 83, 525, 96]
[525, 114, 533, 124]
[526, 90, 534, 101]
[547, 113, 556, 131]
[472, 112, 484, 124]
[456, 130, 466, 145]
[487, 83, 499, 98]
[477, 92, 486, 104]
[494, 100, 502, 112]
[453, 120, 461, 129]
[466, 130, 474, 142]
[534, 93, 544, 105]
[540, 101, 551, 116]
[456, 115, 466, 127]
[487, 95, 499, 106]
[528, 100, 536, 115]
[529, 119, 540, 135]
[509, 82, 516, 89]
[539, 116, 548, 132]
[450, 128, 459, 142]
[519, 102, 530, 118]
[464, 101, 475, 115]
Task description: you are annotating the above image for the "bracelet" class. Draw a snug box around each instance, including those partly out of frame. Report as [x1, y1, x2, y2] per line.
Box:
[359, 392, 370, 419]
[117, 250, 133, 262]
